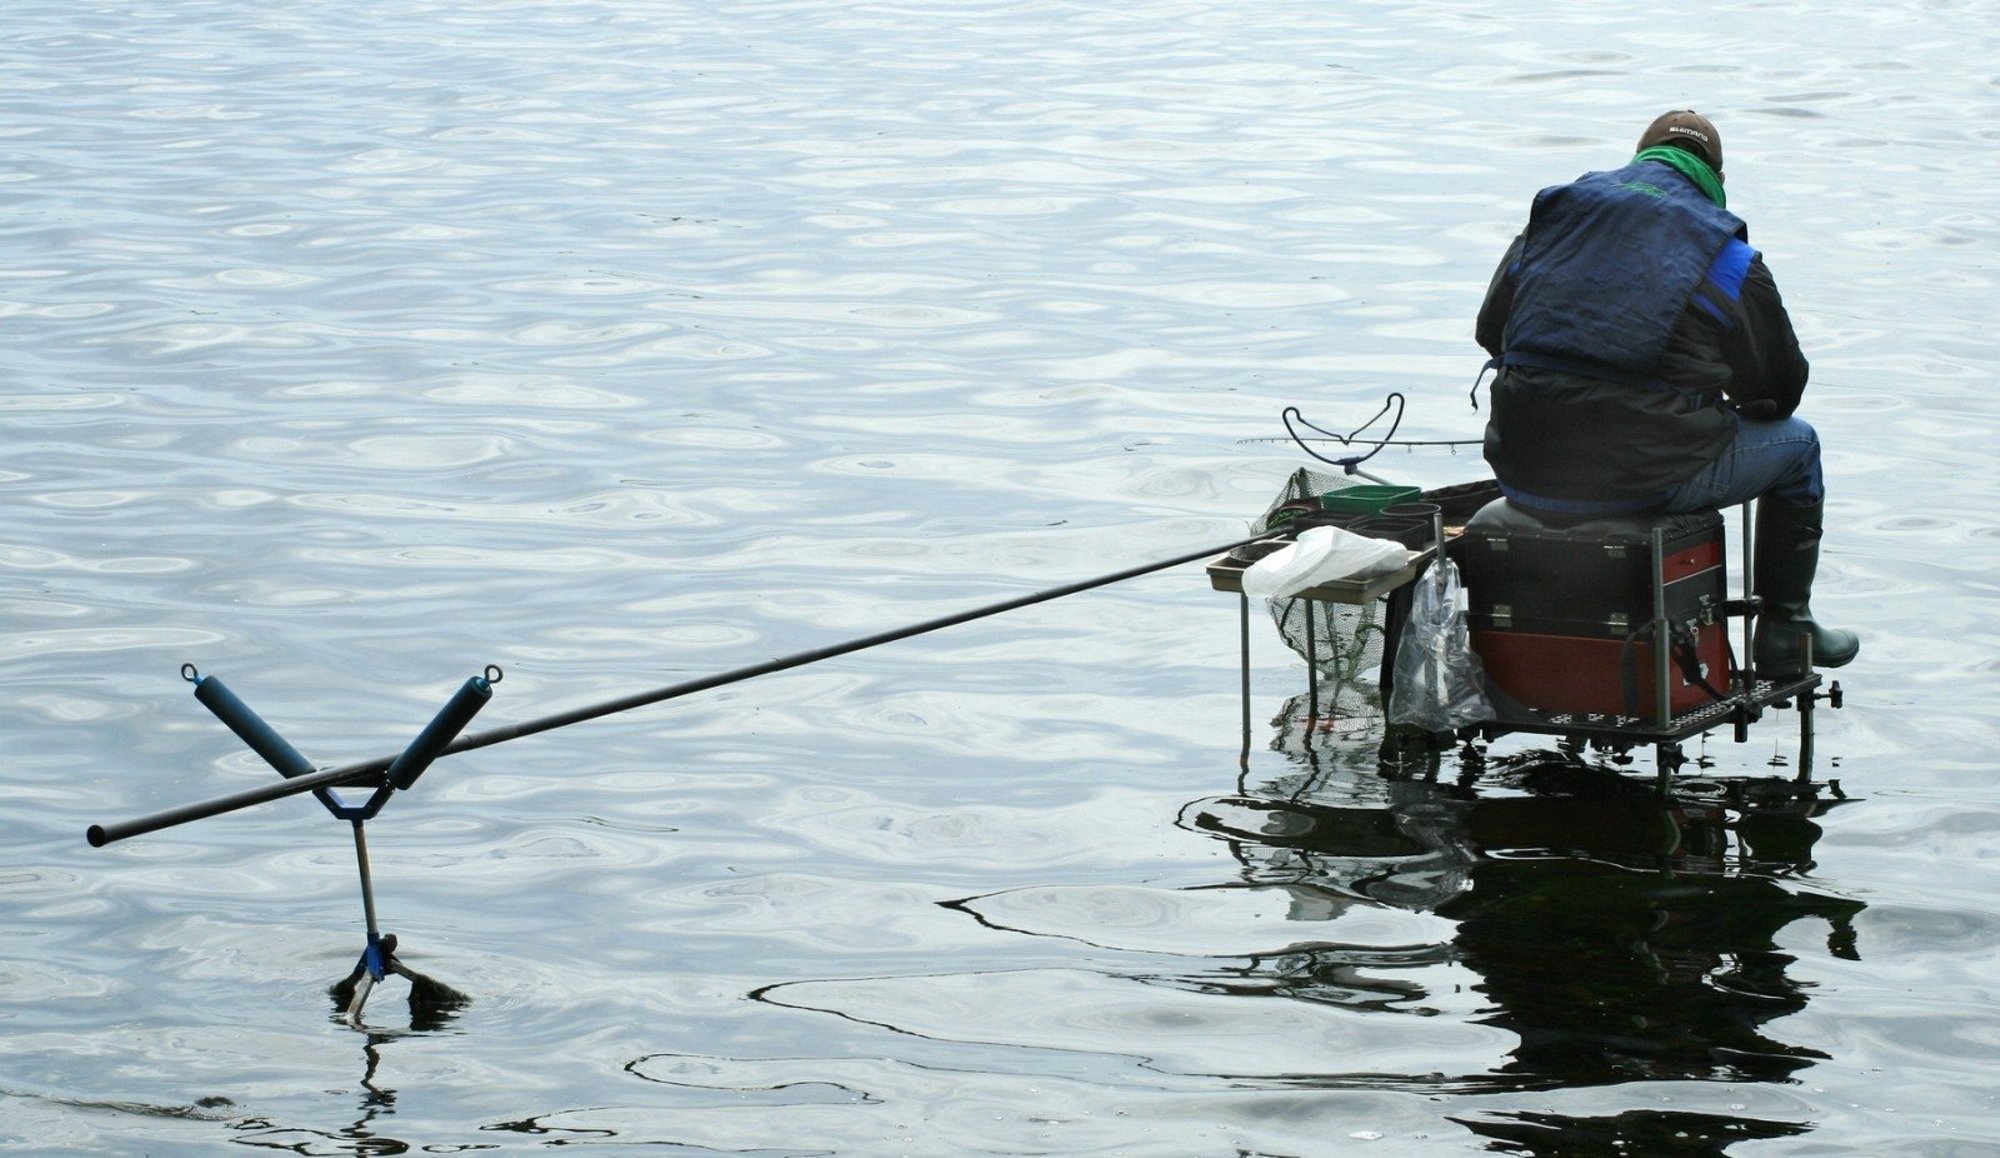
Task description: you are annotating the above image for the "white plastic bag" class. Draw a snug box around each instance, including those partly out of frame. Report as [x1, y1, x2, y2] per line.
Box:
[1241, 525, 1410, 598]
[1387, 554, 1495, 731]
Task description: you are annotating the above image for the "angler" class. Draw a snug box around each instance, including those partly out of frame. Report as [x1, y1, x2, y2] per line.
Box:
[1475, 109, 1859, 677]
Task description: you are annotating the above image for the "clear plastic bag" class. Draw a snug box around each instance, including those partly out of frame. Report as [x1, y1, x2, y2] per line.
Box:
[1240, 525, 1409, 598]
[1387, 554, 1495, 732]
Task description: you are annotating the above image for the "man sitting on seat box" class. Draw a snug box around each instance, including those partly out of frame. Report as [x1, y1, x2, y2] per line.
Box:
[1474, 109, 1858, 677]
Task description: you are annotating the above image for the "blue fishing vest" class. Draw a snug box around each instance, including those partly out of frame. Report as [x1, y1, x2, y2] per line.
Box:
[1500, 159, 1747, 384]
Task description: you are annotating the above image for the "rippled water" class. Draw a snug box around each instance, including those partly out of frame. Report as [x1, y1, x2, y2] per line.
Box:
[8, 0, 2000, 1153]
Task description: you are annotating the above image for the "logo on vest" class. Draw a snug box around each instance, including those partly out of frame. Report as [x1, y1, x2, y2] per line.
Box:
[1616, 181, 1667, 199]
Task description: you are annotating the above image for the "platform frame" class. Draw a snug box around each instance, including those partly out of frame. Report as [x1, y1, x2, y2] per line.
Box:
[1208, 501, 1839, 790]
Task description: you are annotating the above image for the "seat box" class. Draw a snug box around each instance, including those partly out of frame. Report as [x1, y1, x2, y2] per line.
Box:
[1457, 502, 1729, 717]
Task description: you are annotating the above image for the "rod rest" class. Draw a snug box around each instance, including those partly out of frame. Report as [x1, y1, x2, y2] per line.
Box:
[186, 665, 501, 822]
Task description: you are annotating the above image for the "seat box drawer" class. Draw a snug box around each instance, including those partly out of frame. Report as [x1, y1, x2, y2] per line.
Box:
[1461, 525, 1724, 636]
[1473, 624, 1728, 718]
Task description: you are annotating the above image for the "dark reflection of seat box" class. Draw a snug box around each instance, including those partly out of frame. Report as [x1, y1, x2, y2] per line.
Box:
[1459, 502, 1728, 717]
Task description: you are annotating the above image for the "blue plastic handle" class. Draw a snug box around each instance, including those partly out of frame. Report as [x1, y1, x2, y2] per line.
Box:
[192, 676, 316, 779]
[385, 675, 494, 791]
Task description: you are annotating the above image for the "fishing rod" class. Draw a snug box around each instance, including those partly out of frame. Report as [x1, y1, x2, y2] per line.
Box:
[86, 391, 1453, 1024]
[87, 530, 1270, 849]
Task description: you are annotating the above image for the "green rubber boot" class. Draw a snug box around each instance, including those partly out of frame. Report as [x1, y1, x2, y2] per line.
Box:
[1753, 500, 1859, 678]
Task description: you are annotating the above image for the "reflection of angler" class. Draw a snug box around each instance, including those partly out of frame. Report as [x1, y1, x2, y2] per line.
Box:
[1191, 771, 1854, 895]
[1188, 775, 1862, 1087]
[1456, 864, 1856, 1096]
[1442, 852, 1862, 1086]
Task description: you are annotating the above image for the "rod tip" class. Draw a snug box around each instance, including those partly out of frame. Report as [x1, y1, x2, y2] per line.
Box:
[86, 825, 110, 848]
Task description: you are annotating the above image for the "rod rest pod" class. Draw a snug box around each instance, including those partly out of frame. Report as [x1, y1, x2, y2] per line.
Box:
[186, 664, 501, 820]
[179, 664, 502, 1026]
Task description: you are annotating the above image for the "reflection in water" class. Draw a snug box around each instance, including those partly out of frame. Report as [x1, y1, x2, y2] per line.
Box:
[1183, 690, 1863, 1118]
[223, 1034, 415, 1155]
[1451, 1108, 1810, 1156]
[623, 1052, 878, 1107]
[219, 990, 473, 1154]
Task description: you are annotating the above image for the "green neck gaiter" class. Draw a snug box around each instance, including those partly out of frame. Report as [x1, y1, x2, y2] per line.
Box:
[1633, 146, 1726, 208]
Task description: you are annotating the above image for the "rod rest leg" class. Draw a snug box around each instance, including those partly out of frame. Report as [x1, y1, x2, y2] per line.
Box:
[331, 932, 470, 1028]
[333, 932, 399, 1025]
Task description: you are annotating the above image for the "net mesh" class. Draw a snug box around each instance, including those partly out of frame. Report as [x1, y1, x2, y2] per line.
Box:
[1246, 470, 1501, 734]
[1251, 469, 1390, 729]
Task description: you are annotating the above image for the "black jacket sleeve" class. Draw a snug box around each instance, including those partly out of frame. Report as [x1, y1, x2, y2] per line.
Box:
[1475, 234, 1525, 358]
[1719, 254, 1809, 419]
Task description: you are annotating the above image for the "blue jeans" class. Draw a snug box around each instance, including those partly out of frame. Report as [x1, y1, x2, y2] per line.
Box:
[1501, 412, 1825, 515]
[1659, 413, 1824, 512]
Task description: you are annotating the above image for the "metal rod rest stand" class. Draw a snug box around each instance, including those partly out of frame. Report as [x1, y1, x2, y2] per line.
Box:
[1238, 592, 1253, 769]
[342, 820, 386, 1025]
[165, 665, 500, 1024]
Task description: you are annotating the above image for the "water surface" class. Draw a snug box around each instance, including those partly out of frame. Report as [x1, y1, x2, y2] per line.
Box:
[7, 0, 2000, 1153]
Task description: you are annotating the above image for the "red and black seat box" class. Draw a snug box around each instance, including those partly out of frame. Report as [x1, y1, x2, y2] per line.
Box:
[1457, 500, 1728, 717]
